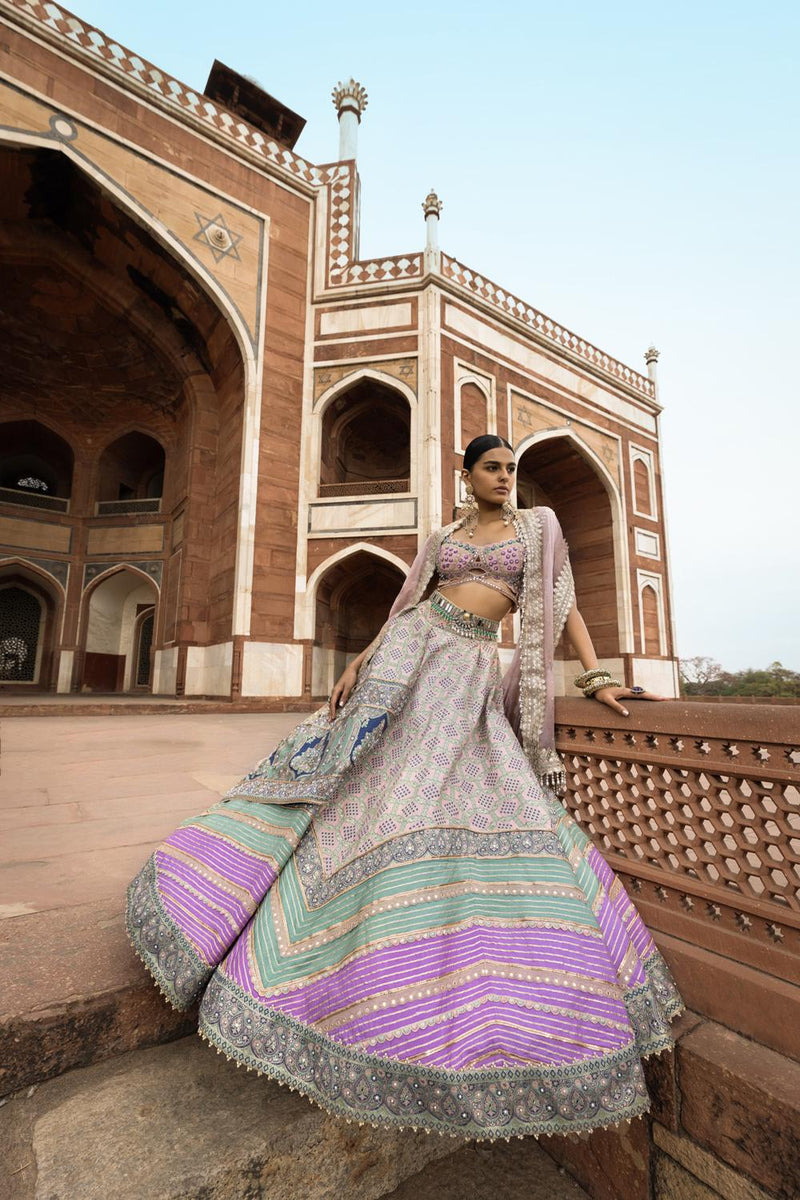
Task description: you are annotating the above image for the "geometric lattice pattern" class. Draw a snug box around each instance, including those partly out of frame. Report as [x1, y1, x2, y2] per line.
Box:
[557, 716, 800, 973]
[342, 253, 423, 286]
[566, 755, 800, 912]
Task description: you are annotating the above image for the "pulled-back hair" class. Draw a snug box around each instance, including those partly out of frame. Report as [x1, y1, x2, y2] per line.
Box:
[463, 434, 514, 472]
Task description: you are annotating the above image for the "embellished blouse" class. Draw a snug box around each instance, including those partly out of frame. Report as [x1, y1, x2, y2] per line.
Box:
[435, 533, 525, 612]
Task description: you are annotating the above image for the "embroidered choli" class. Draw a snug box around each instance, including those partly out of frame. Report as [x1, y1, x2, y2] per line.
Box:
[435, 534, 525, 612]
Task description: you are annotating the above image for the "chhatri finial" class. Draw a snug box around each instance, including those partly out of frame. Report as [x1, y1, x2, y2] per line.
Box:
[331, 80, 368, 160]
[644, 344, 659, 386]
[423, 189, 443, 273]
[422, 189, 443, 219]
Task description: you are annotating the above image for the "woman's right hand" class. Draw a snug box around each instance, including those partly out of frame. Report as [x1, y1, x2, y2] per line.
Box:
[329, 664, 359, 720]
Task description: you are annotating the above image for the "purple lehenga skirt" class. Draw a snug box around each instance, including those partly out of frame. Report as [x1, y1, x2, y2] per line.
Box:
[126, 591, 684, 1141]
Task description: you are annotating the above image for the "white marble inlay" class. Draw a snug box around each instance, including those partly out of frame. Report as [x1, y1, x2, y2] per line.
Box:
[634, 527, 661, 559]
[309, 498, 416, 534]
[56, 649, 74, 694]
[152, 646, 179, 695]
[240, 641, 304, 697]
[184, 642, 233, 696]
[319, 302, 413, 336]
[632, 657, 679, 697]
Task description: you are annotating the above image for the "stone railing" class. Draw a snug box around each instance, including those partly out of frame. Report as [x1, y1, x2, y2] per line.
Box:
[0, 485, 69, 512]
[95, 498, 161, 515]
[556, 697, 800, 1059]
[442, 254, 655, 399]
[341, 253, 423, 285]
[318, 479, 410, 497]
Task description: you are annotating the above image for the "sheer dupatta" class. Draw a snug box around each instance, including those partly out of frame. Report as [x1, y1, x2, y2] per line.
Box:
[357, 507, 575, 795]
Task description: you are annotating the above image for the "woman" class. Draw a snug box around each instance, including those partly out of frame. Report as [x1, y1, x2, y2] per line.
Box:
[127, 434, 683, 1142]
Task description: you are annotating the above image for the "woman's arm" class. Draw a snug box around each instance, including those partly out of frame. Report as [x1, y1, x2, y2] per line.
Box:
[564, 603, 600, 673]
[564, 602, 670, 714]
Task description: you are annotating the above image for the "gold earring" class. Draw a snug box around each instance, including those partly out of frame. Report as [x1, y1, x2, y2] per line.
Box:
[457, 482, 479, 537]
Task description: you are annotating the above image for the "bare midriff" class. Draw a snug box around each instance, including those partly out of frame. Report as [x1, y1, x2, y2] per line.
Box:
[435, 581, 514, 622]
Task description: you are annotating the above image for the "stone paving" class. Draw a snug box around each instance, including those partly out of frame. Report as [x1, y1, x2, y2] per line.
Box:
[0, 713, 304, 1030]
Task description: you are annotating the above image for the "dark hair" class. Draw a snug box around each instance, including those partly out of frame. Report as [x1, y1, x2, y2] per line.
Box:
[463, 434, 514, 472]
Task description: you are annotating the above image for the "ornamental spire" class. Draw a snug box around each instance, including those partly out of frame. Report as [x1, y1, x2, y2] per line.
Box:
[423, 189, 442, 272]
[331, 79, 368, 160]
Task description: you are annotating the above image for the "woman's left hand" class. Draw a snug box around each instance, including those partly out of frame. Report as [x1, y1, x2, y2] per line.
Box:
[592, 685, 672, 716]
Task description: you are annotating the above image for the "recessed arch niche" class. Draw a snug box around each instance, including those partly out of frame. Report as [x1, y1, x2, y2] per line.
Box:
[319, 377, 411, 497]
[0, 419, 74, 510]
[516, 434, 621, 659]
[0, 140, 251, 689]
[311, 549, 405, 695]
[0, 561, 62, 689]
[80, 567, 159, 693]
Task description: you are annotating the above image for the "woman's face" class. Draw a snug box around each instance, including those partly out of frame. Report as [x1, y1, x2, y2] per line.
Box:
[464, 447, 516, 505]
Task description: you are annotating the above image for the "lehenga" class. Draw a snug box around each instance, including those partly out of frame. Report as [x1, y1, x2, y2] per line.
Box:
[126, 507, 684, 1141]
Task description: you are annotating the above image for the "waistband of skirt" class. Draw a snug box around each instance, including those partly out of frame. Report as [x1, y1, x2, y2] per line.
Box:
[427, 589, 501, 640]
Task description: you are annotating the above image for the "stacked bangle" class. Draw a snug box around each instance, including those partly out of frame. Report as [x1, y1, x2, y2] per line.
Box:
[574, 668, 609, 689]
[574, 668, 621, 698]
[584, 676, 621, 697]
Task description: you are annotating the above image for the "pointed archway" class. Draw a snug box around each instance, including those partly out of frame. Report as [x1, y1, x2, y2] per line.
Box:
[0, 560, 63, 691]
[311, 549, 406, 697]
[79, 567, 159, 693]
[0, 139, 255, 695]
[516, 432, 631, 661]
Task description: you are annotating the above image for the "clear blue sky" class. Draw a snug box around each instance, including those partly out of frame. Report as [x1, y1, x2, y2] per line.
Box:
[74, 1, 800, 671]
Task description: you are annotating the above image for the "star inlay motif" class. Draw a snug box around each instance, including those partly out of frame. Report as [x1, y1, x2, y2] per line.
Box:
[193, 212, 243, 262]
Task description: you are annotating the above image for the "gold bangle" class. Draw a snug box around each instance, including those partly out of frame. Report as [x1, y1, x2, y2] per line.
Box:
[574, 668, 611, 688]
[584, 677, 621, 697]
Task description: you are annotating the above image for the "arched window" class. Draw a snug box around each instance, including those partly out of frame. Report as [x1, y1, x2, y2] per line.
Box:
[97, 432, 165, 514]
[0, 585, 44, 681]
[633, 457, 652, 516]
[459, 381, 487, 450]
[641, 584, 661, 655]
[312, 550, 405, 696]
[134, 608, 155, 688]
[516, 436, 620, 659]
[0, 420, 73, 512]
[320, 379, 410, 497]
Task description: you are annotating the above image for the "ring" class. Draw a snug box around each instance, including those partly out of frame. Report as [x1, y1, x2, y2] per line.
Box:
[630, 686, 645, 695]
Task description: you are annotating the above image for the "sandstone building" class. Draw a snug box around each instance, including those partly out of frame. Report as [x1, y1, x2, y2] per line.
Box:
[0, 0, 678, 701]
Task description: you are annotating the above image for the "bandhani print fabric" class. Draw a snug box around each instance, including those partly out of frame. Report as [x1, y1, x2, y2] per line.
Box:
[126, 599, 684, 1141]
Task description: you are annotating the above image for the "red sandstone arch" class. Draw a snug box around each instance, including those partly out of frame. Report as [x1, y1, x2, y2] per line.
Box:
[641, 584, 661, 656]
[633, 457, 653, 515]
[0, 141, 250, 690]
[516, 435, 621, 659]
[77, 565, 159, 693]
[97, 431, 166, 508]
[312, 549, 405, 696]
[0, 559, 63, 691]
[319, 377, 411, 497]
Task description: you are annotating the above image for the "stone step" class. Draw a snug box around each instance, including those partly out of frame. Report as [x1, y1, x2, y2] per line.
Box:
[1, 902, 195, 1097]
[0, 1035, 464, 1200]
[383, 1139, 590, 1200]
[0, 712, 309, 1096]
